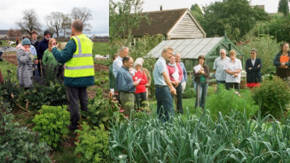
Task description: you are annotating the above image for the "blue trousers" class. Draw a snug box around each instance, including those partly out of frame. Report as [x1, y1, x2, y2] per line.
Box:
[195, 82, 208, 109]
[155, 86, 174, 122]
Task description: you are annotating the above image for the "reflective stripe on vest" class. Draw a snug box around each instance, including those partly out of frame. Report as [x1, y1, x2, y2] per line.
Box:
[64, 34, 95, 78]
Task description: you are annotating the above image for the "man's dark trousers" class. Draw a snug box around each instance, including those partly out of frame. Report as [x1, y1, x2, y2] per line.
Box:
[66, 87, 88, 130]
[176, 83, 183, 114]
[155, 86, 174, 122]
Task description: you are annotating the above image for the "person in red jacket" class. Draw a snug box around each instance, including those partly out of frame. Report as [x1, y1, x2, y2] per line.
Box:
[133, 58, 148, 110]
[167, 55, 183, 113]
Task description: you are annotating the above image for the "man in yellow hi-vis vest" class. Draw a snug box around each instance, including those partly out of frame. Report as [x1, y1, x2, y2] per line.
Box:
[51, 20, 95, 131]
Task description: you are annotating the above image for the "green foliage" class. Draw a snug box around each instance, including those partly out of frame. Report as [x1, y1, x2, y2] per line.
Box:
[75, 122, 109, 163]
[249, 14, 290, 43]
[93, 42, 109, 56]
[190, 4, 204, 26]
[17, 82, 67, 110]
[239, 34, 280, 74]
[0, 75, 67, 111]
[109, 0, 145, 40]
[0, 113, 51, 163]
[260, 15, 290, 43]
[206, 86, 259, 119]
[83, 93, 124, 128]
[202, 0, 269, 41]
[32, 105, 70, 149]
[253, 76, 290, 118]
[0, 74, 22, 109]
[110, 111, 290, 162]
[278, 0, 289, 16]
[130, 34, 164, 59]
[183, 87, 195, 99]
[0, 61, 17, 82]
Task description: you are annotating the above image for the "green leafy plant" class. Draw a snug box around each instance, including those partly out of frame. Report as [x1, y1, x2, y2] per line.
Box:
[32, 105, 70, 148]
[110, 110, 290, 162]
[83, 95, 124, 129]
[182, 87, 195, 99]
[75, 122, 109, 163]
[253, 76, 290, 118]
[0, 75, 22, 110]
[17, 82, 67, 110]
[0, 113, 51, 163]
[206, 85, 259, 119]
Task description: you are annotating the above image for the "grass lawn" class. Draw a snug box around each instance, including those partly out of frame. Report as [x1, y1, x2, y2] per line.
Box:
[93, 42, 109, 55]
[0, 60, 17, 81]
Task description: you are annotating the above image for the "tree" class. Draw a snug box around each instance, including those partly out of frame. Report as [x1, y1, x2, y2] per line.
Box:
[60, 14, 72, 38]
[278, 0, 289, 16]
[109, 0, 145, 45]
[17, 10, 41, 35]
[46, 12, 64, 38]
[71, 7, 92, 31]
[190, 4, 204, 24]
[201, 0, 269, 41]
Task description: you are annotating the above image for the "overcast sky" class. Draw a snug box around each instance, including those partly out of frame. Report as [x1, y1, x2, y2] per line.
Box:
[143, 0, 286, 13]
[0, 0, 108, 36]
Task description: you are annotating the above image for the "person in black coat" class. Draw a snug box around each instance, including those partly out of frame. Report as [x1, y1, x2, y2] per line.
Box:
[245, 49, 262, 88]
[37, 30, 51, 76]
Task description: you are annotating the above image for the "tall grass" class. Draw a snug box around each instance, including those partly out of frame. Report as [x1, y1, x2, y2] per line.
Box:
[109, 110, 290, 162]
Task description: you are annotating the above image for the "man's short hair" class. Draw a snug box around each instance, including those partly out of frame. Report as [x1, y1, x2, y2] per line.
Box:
[72, 20, 83, 32]
[251, 48, 257, 53]
[162, 47, 174, 55]
[220, 48, 226, 54]
[44, 30, 52, 36]
[31, 31, 38, 35]
[118, 46, 129, 54]
[122, 56, 131, 64]
[198, 55, 205, 61]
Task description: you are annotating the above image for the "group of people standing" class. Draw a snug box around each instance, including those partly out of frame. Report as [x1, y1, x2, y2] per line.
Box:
[15, 30, 63, 88]
[110, 47, 188, 120]
[111, 42, 289, 122]
[109, 47, 151, 117]
[12, 20, 95, 131]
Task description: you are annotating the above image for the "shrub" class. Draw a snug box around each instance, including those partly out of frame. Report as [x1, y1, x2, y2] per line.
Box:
[182, 87, 195, 99]
[206, 86, 259, 119]
[110, 111, 290, 162]
[32, 105, 70, 148]
[251, 15, 290, 43]
[0, 77, 21, 110]
[0, 113, 51, 163]
[75, 122, 109, 163]
[17, 82, 67, 110]
[253, 77, 290, 118]
[82, 95, 124, 129]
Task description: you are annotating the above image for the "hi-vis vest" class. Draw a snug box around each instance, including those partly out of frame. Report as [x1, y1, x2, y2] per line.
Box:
[64, 34, 95, 78]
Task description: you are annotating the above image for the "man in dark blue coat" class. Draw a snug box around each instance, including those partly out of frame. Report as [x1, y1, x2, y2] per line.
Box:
[37, 30, 51, 76]
[245, 49, 262, 88]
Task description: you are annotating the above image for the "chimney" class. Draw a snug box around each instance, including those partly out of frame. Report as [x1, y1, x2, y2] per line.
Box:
[160, 5, 163, 11]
